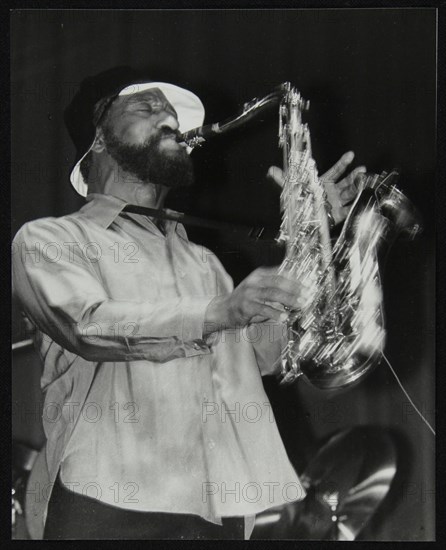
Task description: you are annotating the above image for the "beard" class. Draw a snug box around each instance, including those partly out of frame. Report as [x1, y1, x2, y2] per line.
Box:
[102, 125, 194, 189]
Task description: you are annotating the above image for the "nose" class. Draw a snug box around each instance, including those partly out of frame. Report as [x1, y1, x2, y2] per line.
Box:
[155, 109, 180, 133]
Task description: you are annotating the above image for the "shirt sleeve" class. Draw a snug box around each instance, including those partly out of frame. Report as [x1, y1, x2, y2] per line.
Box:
[193, 246, 286, 377]
[12, 219, 215, 363]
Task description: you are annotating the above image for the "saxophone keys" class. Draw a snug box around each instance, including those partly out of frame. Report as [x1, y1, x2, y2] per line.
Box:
[275, 230, 288, 244]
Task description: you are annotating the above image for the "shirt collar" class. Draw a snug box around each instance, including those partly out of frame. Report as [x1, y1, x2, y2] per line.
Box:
[80, 193, 129, 228]
[79, 193, 189, 240]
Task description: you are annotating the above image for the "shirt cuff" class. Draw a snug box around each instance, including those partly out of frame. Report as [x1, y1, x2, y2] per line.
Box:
[249, 321, 288, 376]
[181, 296, 215, 358]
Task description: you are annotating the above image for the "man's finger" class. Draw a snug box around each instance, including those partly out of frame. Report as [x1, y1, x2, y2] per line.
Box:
[250, 266, 280, 282]
[321, 151, 355, 183]
[267, 166, 285, 188]
[259, 288, 301, 310]
[250, 311, 287, 324]
[258, 304, 289, 324]
[335, 205, 351, 220]
[340, 187, 357, 204]
[336, 165, 367, 190]
[352, 166, 367, 189]
[259, 274, 303, 297]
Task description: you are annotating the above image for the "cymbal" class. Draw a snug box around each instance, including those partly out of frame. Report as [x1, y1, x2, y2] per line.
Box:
[252, 426, 397, 540]
[12, 441, 40, 479]
[12, 441, 41, 540]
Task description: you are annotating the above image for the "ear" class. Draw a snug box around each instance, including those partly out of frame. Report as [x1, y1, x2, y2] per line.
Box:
[90, 127, 106, 153]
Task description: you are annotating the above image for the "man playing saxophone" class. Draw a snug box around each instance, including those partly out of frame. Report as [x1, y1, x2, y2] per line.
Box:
[12, 67, 363, 540]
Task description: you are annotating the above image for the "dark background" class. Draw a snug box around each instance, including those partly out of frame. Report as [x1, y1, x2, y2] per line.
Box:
[11, 8, 436, 540]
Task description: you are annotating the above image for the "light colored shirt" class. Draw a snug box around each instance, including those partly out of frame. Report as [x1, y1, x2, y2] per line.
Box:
[12, 193, 305, 528]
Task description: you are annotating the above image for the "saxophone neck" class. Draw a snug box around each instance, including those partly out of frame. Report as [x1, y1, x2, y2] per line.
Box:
[180, 82, 291, 149]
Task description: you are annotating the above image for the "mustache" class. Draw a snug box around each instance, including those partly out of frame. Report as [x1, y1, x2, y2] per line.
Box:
[154, 127, 183, 143]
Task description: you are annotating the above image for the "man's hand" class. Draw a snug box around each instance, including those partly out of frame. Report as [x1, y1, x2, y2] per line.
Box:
[268, 151, 366, 225]
[204, 266, 312, 334]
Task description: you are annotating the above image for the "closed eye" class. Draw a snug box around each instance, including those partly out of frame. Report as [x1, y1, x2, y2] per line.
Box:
[126, 100, 177, 118]
[135, 104, 154, 112]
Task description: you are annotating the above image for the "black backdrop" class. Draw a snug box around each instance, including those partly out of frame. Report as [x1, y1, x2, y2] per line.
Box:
[11, 9, 436, 540]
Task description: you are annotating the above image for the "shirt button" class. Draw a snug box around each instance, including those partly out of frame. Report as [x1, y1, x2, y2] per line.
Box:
[193, 342, 201, 350]
[208, 440, 216, 450]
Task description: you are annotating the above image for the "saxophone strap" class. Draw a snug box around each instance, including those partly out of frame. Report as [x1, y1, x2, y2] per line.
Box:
[122, 204, 276, 242]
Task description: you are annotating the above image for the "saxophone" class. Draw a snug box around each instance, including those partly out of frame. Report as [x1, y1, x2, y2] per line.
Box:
[181, 82, 421, 389]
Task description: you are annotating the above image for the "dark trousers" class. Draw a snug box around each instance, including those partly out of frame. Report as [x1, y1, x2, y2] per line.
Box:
[43, 475, 245, 540]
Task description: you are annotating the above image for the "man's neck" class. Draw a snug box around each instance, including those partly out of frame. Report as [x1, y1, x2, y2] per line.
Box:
[112, 181, 169, 210]
[88, 160, 169, 209]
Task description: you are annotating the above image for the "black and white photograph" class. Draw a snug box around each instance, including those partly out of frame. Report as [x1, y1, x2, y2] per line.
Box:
[11, 7, 436, 541]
